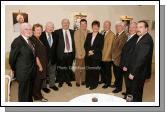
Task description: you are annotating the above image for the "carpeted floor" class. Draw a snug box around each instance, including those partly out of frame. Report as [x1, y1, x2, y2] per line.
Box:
[9, 64, 155, 102]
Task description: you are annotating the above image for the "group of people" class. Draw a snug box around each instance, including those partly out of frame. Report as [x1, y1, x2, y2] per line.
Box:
[9, 18, 153, 102]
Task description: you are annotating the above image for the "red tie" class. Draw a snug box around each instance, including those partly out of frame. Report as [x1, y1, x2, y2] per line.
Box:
[65, 31, 70, 51]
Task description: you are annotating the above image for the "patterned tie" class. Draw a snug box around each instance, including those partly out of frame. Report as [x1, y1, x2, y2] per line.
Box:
[27, 38, 35, 55]
[48, 33, 52, 47]
[65, 30, 70, 51]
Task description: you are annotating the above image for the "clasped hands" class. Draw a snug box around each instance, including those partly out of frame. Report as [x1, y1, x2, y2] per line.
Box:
[88, 50, 94, 56]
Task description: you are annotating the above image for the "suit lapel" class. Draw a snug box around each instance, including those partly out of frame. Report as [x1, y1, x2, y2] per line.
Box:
[60, 29, 65, 48]
[19, 35, 34, 54]
[43, 32, 50, 48]
[136, 33, 148, 44]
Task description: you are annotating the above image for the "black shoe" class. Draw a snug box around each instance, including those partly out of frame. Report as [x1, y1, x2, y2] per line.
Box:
[50, 85, 59, 91]
[122, 92, 127, 96]
[81, 82, 85, 85]
[76, 83, 80, 87]
[67, 82, 72, 87]
[112, 89, 122, 93]
[110, 84, 115, 88]
[42, 88, 51, 93]
[102, 84, 110, 89]
[86, 85, 89, 88]
[58, 83, 63, 88]
[89, 86, 97, 90]
[123, 95, 127, 99]
[98, 81, 104, 84]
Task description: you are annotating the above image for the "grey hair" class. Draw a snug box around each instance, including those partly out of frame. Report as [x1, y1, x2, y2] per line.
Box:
[115, 21, 125, 28]
[45, 21, 54, 27]
[104, 20, 111, 26]
[61, 18, 70, 24]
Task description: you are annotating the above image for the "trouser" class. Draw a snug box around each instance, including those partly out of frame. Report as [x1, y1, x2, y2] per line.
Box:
[101, 61, 112, 85]
[33, 75, 43, 98]
[42, 61, 56, 88]
[131, 77, 146, 102]
[18, 79, 33, 102]
[57, 53, 74, 84]
[113, 63, 123, 90]
[123, 70, 131, 94]
[85, 58, 100, 88]
[75, 58, 85, 84]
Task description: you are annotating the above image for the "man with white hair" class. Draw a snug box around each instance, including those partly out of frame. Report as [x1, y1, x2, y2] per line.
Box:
[9, 23, 36, 102]
[53, 18, 75, 87]
[111, 21, 128, 93]
[40, 21, 58, 93]
[13, 14, 25, 32]
[120, 22, 139, 99]
[100, 20, 115, 88]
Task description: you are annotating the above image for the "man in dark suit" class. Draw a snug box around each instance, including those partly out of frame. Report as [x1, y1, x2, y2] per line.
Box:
[120, 22, 138, 99]
[40, 22, 58, 93]
[53, 19, 75, 87]
[9, 23, 36, 102]
[128, 20, 154, 102]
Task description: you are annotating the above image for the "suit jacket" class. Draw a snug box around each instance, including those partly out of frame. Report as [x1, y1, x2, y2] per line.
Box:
[53, 29, 75, 61]
[74, 29, 89, 59]
[102, 30, 115, 62]
[9, 35, 36, 82]
[112, 31, 128, 66]
[40, 31, 56, 62]
[130, 33, 154, 79]
[120, 34, 138, 69]
[30, 36, 48, 79]
[84, 32, 104, 61]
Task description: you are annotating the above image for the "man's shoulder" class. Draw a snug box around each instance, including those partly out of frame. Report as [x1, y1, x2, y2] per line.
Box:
[11, 35, 23, 46]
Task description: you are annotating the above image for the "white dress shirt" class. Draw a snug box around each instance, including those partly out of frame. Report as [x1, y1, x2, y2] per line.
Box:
[63, 29, 73, 53]
[91, 36, 96, 46]
[118, 30, 124, 36]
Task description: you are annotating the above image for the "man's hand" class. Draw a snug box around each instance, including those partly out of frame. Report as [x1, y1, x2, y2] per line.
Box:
[129, 74, 134, 80]
[123, 67, 128, 71]
[78, 55, 82, 59]
[39, 66, 43, 72]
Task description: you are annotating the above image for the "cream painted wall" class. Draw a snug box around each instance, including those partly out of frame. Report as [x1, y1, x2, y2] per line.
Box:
[5, 5, 155, 55]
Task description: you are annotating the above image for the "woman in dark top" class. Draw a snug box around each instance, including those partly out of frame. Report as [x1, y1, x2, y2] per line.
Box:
[84, 20, 104, 90]
[30, 23, 48, 102]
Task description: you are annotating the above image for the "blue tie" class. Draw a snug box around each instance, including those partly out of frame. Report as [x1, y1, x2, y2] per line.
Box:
[48, 33, 52, 47]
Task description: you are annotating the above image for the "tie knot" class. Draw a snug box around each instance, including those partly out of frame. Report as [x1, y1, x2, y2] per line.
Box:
[48, 33, 51, 37]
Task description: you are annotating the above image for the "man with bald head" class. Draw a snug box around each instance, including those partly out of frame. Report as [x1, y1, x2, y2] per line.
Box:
[53, 18, 75, 87]
[100, 20, 115, 88]
[120, 22, 139, 98]
[112, 21, 128, 93]
[9, 23, 36, 102]
[40, 21, 58, 93]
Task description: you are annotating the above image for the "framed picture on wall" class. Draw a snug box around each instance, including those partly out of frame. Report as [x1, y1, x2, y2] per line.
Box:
[121, 16, 133, 33]
[73, 13, 87, 31]
[13, 12, 28, 32]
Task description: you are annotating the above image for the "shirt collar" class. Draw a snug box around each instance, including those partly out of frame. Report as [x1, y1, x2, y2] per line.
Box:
[118, 30, 124, 36]
[21, 35, 29, 43]
[139, 32, 147, 39]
